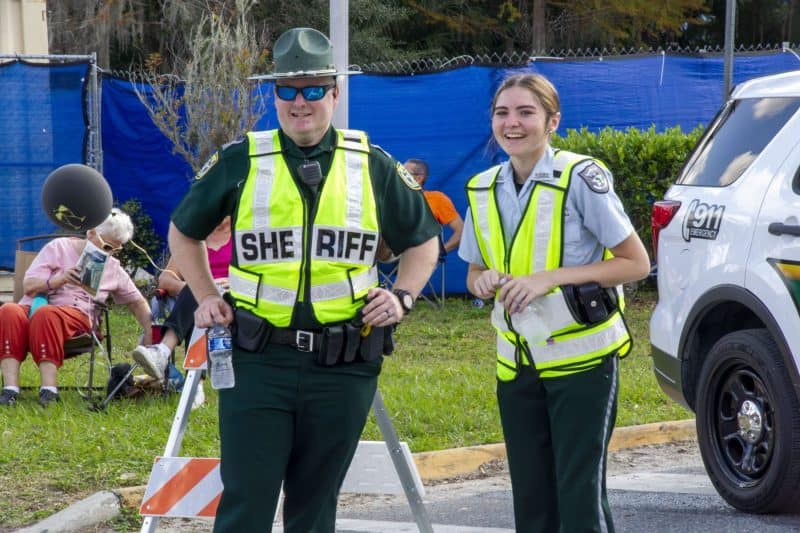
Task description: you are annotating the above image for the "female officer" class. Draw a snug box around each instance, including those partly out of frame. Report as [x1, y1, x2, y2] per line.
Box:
[458, 73, 650, 532]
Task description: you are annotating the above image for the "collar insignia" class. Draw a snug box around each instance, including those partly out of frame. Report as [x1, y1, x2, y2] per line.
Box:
[196, 152, 220, 180]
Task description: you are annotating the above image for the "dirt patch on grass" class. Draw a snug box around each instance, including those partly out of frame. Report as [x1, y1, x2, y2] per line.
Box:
[0, 474, 97, 529]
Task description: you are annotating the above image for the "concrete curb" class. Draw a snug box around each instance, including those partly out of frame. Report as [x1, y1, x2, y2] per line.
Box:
[21, 418, 697, 532]
[15, 490, 120, 533]
[415, 418, 697, 481]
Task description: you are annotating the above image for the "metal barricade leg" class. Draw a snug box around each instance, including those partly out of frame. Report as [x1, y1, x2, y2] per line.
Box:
[140, 368, 202, 533]
[371, 389, 434, 533]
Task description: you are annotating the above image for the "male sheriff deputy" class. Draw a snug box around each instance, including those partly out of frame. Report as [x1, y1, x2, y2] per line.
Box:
[166, 27, 440, 533]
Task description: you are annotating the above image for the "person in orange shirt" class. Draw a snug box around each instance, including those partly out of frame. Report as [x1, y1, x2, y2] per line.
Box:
[404, 159, 464, 254]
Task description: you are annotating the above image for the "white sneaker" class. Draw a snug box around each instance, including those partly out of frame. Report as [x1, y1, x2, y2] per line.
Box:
[192, 381, 206, 410]
[132, 345, 169, 382]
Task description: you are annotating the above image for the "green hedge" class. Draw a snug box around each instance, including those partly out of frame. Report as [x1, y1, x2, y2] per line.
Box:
[551, 125, 705, 255]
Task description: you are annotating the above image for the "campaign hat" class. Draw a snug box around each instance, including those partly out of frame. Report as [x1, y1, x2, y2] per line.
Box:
[250, 27, 361, 80]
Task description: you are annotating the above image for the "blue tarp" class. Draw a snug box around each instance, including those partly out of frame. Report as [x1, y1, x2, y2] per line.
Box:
[101, 78, 194, 240]
[0, 61, 89, 267]
[3, 52, 799, 293]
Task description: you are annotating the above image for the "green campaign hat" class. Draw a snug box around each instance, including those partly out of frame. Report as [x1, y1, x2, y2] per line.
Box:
[250, 27, 362, 80]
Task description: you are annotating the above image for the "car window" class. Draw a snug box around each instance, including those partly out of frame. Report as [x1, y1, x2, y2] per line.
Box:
[679, 97, 800, 187]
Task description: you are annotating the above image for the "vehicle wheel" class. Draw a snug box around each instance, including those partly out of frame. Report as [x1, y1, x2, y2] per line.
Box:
[696, 328, 800, 513]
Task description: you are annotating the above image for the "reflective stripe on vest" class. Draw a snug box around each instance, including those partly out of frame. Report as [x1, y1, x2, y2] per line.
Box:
[496, 311, 631, 378]
[466, 151, 630, 380]
[228, 129, 379, 327]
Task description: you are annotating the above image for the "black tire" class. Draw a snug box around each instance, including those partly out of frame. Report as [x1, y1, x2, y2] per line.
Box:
[696, 328, 800, 513]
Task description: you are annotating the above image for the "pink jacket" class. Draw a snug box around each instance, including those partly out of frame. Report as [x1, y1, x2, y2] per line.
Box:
[20, 237, 142, 323]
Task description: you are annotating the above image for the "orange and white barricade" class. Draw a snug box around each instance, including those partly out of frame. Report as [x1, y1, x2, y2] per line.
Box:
[140, 326, 433, 533]
[140, 457, 221, 518]
[140, 326, 208, 533]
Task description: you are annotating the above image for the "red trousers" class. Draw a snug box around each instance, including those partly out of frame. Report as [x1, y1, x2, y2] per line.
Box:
[0, 303, 90, 368]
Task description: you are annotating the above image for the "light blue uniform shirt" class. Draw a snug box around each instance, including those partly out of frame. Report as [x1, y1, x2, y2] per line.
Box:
[458, 146, 634, 268]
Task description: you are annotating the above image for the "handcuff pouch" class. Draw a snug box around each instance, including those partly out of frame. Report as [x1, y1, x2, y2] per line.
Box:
[359, 326, 385, 361]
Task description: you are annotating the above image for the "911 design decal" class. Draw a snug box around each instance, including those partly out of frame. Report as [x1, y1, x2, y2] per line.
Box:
[682, 199, 725, 241]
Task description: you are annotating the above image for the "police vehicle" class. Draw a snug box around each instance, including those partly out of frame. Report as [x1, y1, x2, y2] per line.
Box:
[649, 70, 800, 514]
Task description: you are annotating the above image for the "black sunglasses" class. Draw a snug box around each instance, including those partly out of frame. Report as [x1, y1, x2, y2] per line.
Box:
[275, 84, 335, 102]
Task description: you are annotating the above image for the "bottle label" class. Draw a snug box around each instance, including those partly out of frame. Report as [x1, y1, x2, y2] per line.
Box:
[208, 336, 232, 352]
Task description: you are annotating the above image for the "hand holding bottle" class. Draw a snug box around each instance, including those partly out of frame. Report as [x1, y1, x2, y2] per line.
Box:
[207, 324, 235, 390]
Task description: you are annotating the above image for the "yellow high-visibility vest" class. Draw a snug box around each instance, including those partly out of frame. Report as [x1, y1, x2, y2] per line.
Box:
[228, 129, 380, 327]
[466, 150, 630, 380]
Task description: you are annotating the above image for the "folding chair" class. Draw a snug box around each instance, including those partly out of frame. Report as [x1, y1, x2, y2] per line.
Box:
[378, 233, 446, 309]
[13, 234, 113, 405]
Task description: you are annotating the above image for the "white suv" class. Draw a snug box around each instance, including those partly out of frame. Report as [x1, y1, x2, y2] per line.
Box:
[650, 70, 800, 514]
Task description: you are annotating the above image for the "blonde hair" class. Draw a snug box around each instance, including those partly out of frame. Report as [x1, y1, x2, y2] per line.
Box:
[491, 73, 560, 120]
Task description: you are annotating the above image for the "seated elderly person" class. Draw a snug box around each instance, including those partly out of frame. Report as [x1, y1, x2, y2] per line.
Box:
[0, 208, 152, 407]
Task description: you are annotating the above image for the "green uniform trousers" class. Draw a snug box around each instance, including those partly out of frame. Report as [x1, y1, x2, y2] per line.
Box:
[212, 344, 380, 533]
[497, 354, 618, 533]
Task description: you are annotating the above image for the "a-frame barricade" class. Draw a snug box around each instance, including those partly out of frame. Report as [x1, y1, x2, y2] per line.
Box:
[139, 326, 433, 532]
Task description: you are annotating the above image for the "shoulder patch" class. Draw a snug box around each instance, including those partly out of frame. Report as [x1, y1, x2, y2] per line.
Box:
[397, 162, 421, 190]
[195, 152, 220, 181]
[577, 162, 609, 193]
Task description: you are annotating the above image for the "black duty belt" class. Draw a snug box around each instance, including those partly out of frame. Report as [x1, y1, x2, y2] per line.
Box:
[232, 307, 393, 365]
[268, 328, 324, 352]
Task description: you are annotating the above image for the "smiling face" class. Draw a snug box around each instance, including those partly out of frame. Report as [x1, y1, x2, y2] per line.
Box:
[275, 76, 339, 147]
[491, 86, 560, 168]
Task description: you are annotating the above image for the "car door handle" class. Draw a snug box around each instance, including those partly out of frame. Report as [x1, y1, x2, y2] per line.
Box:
[768, 222, 800, 237]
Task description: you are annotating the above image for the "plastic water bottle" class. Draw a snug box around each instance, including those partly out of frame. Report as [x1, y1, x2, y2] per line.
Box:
[511, 300, 550, 345]
[491, 301, 506, 329]
[207, 324, 235, 390]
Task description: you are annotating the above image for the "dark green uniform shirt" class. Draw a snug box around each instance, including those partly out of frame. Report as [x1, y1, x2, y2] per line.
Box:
[172, 126, 440, 329]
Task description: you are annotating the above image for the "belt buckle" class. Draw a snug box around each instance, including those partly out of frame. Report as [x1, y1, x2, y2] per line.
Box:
[296, 330, 314, 352]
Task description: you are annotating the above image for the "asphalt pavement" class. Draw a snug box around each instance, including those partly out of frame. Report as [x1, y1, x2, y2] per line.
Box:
[17, 419, 700, 532]
[14, 413, 800, 533]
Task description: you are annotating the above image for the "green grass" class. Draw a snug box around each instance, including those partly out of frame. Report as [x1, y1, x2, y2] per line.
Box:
[0, 289, 690, 527]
